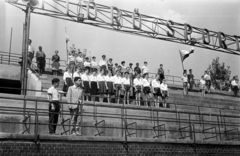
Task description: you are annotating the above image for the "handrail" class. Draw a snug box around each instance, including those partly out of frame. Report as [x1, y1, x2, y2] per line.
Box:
[0, 95, 239, 143]
[0, 50, 201, 84]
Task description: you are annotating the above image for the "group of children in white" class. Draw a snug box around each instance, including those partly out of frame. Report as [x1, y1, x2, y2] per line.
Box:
[63, 63, 169, 107]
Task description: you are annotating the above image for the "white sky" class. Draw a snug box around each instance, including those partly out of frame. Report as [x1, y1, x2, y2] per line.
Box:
[1, 0, 240, 79]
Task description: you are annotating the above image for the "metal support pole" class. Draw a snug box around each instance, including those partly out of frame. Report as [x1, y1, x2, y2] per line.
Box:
[8, 27, 13, 65]
[21, 23, 26, 95]
[22, 4, 31, 95]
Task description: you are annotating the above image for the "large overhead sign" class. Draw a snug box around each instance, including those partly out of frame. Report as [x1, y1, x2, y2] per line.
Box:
[6, 0, 240, 55]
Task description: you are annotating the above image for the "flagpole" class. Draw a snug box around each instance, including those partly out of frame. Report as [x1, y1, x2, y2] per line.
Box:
[179, 51, 185, 72]
[65, 27, 69, 63]
[181, 60, 185, 72]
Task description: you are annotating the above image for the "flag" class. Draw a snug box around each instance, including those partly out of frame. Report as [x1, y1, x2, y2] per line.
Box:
[179, 47, 194, 62]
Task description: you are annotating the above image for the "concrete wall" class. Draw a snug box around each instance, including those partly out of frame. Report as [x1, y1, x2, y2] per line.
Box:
[0, 134, 240, 156]
[26, 70, 42, 97]
[0, 64, 20, 80]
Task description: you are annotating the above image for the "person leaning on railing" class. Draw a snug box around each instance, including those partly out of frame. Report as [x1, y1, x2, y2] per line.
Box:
[67, 76, 84, 136]
[47, 78, 61, 135]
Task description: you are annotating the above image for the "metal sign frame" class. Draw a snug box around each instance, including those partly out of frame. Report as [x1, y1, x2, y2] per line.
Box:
[6, 0, 240, 56]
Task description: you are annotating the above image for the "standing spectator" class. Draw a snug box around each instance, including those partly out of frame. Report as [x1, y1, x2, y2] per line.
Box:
[134, 63, 141, 74]
[142, 73, 152, 106]
[114, 70, 122, 104]
[28, 39, 35, 63]
[91, 56, 98, 70]
[99, 55, 108, 74]
[121, 72, 131, 105]
[151, 74, 161, 107]
[67, 77, 84, 136]
[182, 70, 188, 95]
[160, 79, 169, 108]
[141, 62, 149, 74]
[128, 63, 134, 75]
[89, 69, 98, 101]
[36, 46, 46, 76]
[62, 67, 74, 93]
[47, 78, 60, 135]
[81, 68, 91, 101]
[75, 50, 84, 70]
[52, 50, 60, 76]
[199, 76, 206, 97]
[188, 69, 194, 91]
[117, 65, 122, 72]
[204, 71, 211, 93]
[84, 57, 91, 68]
[68, 50, 76, 74]
[107, 58, 114, 75]
[105, 70, 115, 103]
[133, 73, 142, 106]
[73, 66, 82, 78]
[113, 63, 118, 75]
[158, 64, 165, 83]
[231, 76, 239, 97]
[121, 61, 127, 73]
[97, 69, 108, 102]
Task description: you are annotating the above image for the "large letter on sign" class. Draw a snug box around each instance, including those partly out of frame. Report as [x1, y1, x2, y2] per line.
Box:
[166, 20, 175, 37]
[111, 6, 121, 27]
[184, 23, 192, 40]
[202, 29, 210, 44]
[234, 36, 240, 51]
[132, 9, 142, 30]
[87, 1, 97, 20]
[218, 32, 227, 49]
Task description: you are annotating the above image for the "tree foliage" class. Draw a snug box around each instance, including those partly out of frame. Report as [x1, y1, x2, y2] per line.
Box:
[207, 57, 231, 91]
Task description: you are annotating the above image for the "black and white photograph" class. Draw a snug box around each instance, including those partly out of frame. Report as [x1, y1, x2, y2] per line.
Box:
[0, 0, 240, 155]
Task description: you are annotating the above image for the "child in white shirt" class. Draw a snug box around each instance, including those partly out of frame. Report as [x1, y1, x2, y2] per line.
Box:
[182, 71, 188, 95]
[121, 72, 131, 105]
[47, 78, 60, 135]
[199, 76, 206, 97]
[133, 73, 143, 106]
[160, 79, 169, 108]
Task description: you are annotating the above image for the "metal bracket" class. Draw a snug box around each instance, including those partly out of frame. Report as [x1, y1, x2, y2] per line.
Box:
[153, 124, 166, 139]
[60, 118, 70, 135]
[22, 111, 31, 134]
[126, 122, 137, 137]
[95, 120, 105, 136]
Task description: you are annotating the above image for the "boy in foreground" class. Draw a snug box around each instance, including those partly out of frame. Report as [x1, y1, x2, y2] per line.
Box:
[47, 78, 60, 135]
[67, 77, 84, 136]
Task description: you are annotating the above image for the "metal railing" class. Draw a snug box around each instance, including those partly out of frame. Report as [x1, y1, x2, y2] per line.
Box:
[0, 93, 239, 146]
[0, 51, 67, 70]
[0, 51, 201, 85]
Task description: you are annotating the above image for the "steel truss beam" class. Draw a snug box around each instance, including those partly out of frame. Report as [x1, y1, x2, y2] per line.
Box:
[6, 0, 240, 56]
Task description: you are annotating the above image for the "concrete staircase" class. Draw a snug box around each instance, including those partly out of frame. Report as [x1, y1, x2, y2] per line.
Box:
[0, 67, 239, 141]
